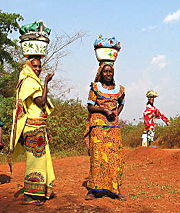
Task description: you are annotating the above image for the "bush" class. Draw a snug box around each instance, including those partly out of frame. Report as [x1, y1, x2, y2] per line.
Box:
[121, 120, 144, 147]
[0, 96, 14, 152]
[47, 98, 88, 154]
[155, 116, 180, 148]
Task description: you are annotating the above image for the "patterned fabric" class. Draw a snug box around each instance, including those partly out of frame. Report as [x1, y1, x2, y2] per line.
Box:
[24, 172, 47, 196]
[94, 36, 121, 51]
[24, 182, 47, 196]
[24, 128, 46, 158]
[9, 60, 55, 199]
[143, 104, 169, 130]
[19, 21, 51, 36]
[26, 118, 47, 126]
[23, 125, 55, 199]
[86, 82, 125, 195]
[16, 99, 25, 120]
[88, 82, 125, 127]
[147, 130, 155, 142]
[25, 172, 45, 182]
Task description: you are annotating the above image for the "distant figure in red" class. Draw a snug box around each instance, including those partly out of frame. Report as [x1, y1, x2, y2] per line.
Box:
[142, 90, 169, 147]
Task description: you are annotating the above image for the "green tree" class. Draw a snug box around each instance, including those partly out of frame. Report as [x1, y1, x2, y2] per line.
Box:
[0, 10, 23, 66]
[0, 10, 23, 97]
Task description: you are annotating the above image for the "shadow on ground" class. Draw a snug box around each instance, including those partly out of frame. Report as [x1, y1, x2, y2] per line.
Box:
[0, 174, 11, 184]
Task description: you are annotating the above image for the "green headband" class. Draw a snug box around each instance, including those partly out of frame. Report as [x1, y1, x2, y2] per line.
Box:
[99, 61, 114, 66]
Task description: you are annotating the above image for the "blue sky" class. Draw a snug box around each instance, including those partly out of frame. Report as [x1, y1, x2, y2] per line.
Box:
[1, 0, 180, 121]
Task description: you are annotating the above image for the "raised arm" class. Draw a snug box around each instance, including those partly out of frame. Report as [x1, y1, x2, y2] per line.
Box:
[34, 73, 54, 108]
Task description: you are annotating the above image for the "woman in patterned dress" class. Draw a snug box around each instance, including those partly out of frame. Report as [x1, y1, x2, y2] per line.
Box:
[84, 63, 126, 200]
[10, 57, 55, 204]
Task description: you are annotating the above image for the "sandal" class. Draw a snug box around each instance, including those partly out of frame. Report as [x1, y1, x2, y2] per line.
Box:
[22, 195, 45, 205]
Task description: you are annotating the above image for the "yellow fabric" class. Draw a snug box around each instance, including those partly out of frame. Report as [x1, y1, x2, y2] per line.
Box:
[10, 61, 54, 152]
[23, 125, 55, 198]
[9, 59, 55, 198]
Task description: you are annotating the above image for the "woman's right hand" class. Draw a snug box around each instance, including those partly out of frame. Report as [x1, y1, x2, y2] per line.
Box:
[45, 73, 54, 84]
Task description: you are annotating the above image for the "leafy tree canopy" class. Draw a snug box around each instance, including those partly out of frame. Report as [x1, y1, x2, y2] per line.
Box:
[0, 10, 23, 65]
[0, 10, 23, 97]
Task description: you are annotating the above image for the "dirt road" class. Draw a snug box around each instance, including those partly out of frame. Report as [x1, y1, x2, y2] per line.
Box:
[0, 147, 179, 213]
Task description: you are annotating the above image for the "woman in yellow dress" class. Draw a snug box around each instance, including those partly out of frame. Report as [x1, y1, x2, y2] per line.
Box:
[84, 63, 126, 200]
[10, 57, 55, 204]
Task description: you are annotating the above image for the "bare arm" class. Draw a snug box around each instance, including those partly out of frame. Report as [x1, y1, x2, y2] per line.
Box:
[117, 92, 125, 115]
[34, 73, 54, 108]
[155, 108, 169, 126]
[117, 104, 124, 115]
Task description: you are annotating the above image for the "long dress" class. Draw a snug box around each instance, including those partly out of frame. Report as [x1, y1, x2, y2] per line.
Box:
[86, 82, 125, 195]
[10, 61, 55, 198]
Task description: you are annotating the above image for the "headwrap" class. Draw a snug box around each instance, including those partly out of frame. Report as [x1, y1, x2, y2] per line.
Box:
[18, 59, 40, 82]
[146, 90, 159, 98]
[94, 62, 114, 83]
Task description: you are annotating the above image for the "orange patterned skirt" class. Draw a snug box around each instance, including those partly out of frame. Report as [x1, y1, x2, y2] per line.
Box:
[87, 125, 124, 195]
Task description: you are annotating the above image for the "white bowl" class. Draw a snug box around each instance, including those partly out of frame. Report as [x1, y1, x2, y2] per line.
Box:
[21, 40, 48, 57]
[95, 47, 118, 62]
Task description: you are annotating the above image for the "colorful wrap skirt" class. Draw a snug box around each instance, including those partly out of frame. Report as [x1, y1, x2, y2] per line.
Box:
[23, 118, 55, 199]
[87, 125, 124, 195]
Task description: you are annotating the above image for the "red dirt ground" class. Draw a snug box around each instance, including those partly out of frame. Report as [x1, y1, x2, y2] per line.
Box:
[0, 147, 179, 213]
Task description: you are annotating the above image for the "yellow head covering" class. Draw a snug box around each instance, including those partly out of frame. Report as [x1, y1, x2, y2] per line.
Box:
[146, 90, 159, 98]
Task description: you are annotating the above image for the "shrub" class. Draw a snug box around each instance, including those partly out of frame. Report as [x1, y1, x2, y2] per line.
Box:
[47, 98, 88, 154]
[155, 116, 180, 148]
[121, 120, 144, 147]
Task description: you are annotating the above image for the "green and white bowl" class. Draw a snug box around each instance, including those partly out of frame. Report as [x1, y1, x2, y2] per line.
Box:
[21, 40, 48, 57]
[95, 47, 119, 62]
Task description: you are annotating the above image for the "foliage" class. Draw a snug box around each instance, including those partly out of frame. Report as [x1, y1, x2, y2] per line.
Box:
[0, 96, 14, 152]
[47, 98, 88, 154]
[155, 116, 180, 148]
[0, 66, 21, 97]
[0, 10, 23, 65]
[121, 121, 144, 147]
[0, 10, 23, 97]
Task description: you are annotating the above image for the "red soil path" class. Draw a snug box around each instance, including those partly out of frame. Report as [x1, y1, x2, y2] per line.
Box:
[0, 147, 179, 213]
